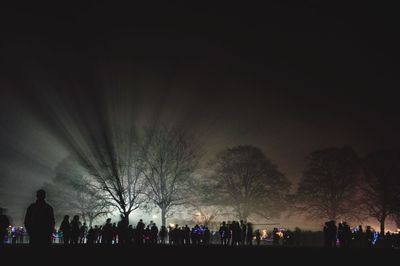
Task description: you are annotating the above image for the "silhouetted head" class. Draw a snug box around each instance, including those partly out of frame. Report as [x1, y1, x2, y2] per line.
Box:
[36, 189, 46, 200]
[73, 215, 79, 221]
[64, 215, 69, 221]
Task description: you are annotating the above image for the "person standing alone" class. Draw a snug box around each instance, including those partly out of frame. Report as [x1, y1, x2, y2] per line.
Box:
[24, 189, 55, 245]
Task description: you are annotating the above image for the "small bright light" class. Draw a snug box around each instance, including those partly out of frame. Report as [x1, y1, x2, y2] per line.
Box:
[261, 229, 268, 239]
[152, 215, 157, 219]
[169, 223, 175, 228]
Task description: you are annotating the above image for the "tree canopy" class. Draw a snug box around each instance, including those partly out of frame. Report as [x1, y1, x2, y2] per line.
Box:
[206, 145, 290, 221]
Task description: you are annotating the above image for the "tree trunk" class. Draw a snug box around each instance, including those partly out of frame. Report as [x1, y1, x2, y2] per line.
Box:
[380, 216, 386, 236]
[88, 216, 94, 227]
[161, 207, 167, 226]
[123, 211, 130, 224]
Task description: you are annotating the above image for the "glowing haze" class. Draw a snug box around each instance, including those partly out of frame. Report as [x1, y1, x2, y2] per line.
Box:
[0, 2, 399, 230]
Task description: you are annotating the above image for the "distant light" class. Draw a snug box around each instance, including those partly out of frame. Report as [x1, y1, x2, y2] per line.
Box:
[169, 223, 175, 228]
[152, 215, 157, 219]
[261, 229, 268, 239]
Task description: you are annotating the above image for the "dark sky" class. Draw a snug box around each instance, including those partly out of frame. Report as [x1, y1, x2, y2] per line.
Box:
[0, 1, 399, 228]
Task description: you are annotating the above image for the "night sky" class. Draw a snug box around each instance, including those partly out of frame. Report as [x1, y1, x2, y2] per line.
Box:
[1, 1, 399, 228]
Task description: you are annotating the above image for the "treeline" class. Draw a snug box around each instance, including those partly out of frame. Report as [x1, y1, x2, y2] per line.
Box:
[43, 126, 400, 233]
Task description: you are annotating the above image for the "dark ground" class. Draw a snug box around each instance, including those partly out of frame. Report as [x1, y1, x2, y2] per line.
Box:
[1, 245, 400, 265]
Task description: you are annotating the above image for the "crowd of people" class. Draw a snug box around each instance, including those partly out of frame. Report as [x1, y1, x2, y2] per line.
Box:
[323, 220, 400, 248]
[58, 218, 262, 246]
[1, 189, 400, 248]
[58, 216, 213, 245]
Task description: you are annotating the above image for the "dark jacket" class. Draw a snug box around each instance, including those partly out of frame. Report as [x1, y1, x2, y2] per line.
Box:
[24, 200, 55, 243]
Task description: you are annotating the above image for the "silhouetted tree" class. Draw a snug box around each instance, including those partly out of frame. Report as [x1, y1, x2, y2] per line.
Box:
[38, 87, 148, 224]
[294, 147, 361, 221]
[360, 150, 400, 235]
[85, 145, 147, 222]
[44, 156, 111, 227]
[206, 145, 290, 221]
[140, 126, 198, 226]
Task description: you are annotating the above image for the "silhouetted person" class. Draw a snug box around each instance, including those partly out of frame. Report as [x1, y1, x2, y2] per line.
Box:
[343, 222, 352, 248]
[246, 222, 253, 246]
[159, 225, 167, 244]
[231, 221, 240, 246]
[294, 227, 302, 247]
[337, 222, 344, 247]
[272, 227, 280, 246]
[117, 215, 128, 245]
[127, 225, 134, 244]
[79, 222, 87, 243]
[172, 224, 181, 245]
[323, 221, 337, 248]
[97, 225, 102, 243]
[101, 218, 113, 244]
[191, 225, 200, 245]
[182, 224, 190, 245]
[323, 222, 329, 247]
[219, 221, 228, 245]
[86, 226, 95, 244]
[150, 223, 159, 244]
[329, 221, 338, 248]
[366, 226, 374, 248]
[144, 225, 151, 244]
[136, 219, 145, 245]
[70, 215, 81, 244]
[0, 208, 10, 246]
[203, 226, 210, 245]
[355, 225, 364, 248]
[240, 220, 246, 245]
[59, 215, 71, 245]
[24, 189, 55, 245]
[255, 229, 261, 246]
[226, 221, 232, 245]
[112, 223, 118, 244]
